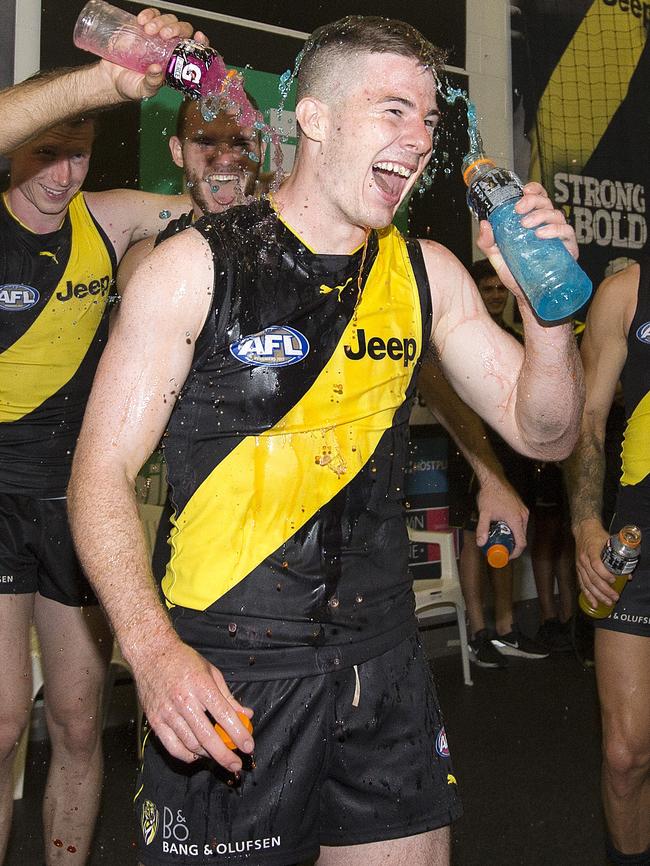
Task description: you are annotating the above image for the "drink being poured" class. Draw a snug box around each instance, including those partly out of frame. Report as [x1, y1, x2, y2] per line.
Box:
[73, 0, 257, 126]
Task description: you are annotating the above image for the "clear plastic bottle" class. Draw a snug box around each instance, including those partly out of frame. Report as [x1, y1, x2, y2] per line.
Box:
[482, 520, 515, 569]
[462, 152, 592, 322]
[579, 525, 642, 619]
[73, 0, 256, 125]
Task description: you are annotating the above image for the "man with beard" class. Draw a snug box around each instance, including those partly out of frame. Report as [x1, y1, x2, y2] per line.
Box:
[69, 16, 584, 866]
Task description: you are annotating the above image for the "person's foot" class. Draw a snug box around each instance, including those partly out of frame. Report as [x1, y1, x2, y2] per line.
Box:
[468, 629, 508, 668]
[535, 617, 573, 653]
[491, 625, 550, 659]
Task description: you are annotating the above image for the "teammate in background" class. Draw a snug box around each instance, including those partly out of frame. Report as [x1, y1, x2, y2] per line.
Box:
[566, 259, 650, 866]
[69, 16, 583, 866]
[0, 10, 205, 864]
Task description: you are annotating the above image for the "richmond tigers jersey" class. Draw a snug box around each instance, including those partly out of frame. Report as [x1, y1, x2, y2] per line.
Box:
[0, 192, 116, 496]
[620, 256, 650, 489]
[161, 200, 432, 676]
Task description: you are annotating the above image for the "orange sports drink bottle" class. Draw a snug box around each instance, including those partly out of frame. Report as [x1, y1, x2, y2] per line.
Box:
[214, 712, 253, 751]
[579, 525, 641, 619]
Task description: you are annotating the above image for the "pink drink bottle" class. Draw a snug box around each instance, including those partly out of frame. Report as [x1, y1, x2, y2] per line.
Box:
[73, 0, 256, 124]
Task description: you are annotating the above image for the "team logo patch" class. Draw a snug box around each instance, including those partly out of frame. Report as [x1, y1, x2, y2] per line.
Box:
[141, 799, 159, 846]
[636, 322, 650, 344]
[230, 325, 309, 367]
[0, 284, 39, 311]
[435, 726, 450, 758]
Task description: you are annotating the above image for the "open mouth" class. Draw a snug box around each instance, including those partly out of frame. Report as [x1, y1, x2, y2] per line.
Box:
[371, 161, 415, 202]
[41, 184, 70, 199]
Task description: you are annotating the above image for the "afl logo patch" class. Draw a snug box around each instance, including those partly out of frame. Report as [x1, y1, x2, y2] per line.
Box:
[435, 727, 450, 759]
[636, 322, 650, 344]
[230, 325, 309, 367]
[0, 284, 40, 311]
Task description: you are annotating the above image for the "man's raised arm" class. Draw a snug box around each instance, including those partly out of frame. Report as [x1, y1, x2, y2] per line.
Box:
[68, 229, 254, 772]
[424, 181, 584, 460]
[0, 8, 200, 155]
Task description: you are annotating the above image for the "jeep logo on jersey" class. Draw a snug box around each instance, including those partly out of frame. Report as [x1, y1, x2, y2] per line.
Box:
[636, 322, 650, 344]
[56, 275, 111, 302]
[0, 284, 39, 311]
[344, 327, 417, 367]
[230, 326, 310, 367]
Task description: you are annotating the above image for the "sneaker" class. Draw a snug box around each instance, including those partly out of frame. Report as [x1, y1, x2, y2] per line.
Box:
[491, 626, 549, 659]
[469, 629, 508, 668]
[535, 617, 573, 653]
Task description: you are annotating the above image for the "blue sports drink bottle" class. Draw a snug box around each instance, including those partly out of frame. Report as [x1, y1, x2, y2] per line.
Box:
[463, 152, 592, 322]
[482, 521, 515, 569]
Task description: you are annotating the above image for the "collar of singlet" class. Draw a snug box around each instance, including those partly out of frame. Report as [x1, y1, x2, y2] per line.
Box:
[267, 192, 368, 258]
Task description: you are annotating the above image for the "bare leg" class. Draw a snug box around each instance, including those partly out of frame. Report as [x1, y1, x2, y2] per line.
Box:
[490, 562, 514, 636]
[595, 629, 650, 853]
[459, 530, 485, 637]
[318, 826, 450, 865]
[34, 595, 112, 865]
[0, 593, 34, 862]
[556, 529, 576, 624]
[530, 506, 560, 622]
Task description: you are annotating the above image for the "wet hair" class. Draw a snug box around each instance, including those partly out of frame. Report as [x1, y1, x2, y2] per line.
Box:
[296, 16, 447, 104]
[469, 257, 498, 286]
[175, 89, 261, 140]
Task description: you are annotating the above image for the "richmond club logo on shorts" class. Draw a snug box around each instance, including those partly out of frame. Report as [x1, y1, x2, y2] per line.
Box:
[0, 284, 39, 311]
[141, 799, 159, 846]
[230, 325, 310, 367]
[636, 322, 650, 344]
[436, 726, 450, 759]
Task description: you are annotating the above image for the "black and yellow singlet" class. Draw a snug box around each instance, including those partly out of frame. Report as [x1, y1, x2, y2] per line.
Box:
[620, 256, 650, 492]
[162, 199, 432, 680]
[0, 192, 116, 496]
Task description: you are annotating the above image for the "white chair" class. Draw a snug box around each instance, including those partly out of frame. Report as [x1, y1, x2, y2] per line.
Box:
[409, 528, 473, 686]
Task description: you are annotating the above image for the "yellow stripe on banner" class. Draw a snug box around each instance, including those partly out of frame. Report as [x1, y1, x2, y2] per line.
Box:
[534, 0, 646, 182]
[0, 194, 112, 422]
[621, 390, 650, 486]
[163, 228, 422, 611]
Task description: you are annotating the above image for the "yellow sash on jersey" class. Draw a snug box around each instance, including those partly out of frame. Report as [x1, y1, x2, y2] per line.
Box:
[0, 193, 112, 422]
[621, 390, 650, 486]
[163, 226, 423, 610]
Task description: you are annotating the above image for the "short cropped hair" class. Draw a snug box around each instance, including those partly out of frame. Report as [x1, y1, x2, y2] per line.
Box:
[469, 258, 498, 286]
[176, 89, 261, 139]
[296, 16, 447, 103]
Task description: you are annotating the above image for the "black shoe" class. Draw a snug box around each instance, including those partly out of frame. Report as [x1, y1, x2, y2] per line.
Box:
[491, 625, 550, 659]
[571, 611, 595, 668]
[535, 617, 573, 653]
[469, 629, 508, 668]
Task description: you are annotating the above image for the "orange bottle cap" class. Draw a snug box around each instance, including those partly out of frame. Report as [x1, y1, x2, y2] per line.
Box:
[462, 157, 495, 186]
[487, 544, 510, 569]
[214, 712, 253, 750]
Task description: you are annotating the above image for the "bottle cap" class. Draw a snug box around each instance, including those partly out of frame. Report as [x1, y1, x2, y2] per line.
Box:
[486, 544, 510, 569]
[619, 525, 641, 547]
[461, 154, 495, 186]
[214, 712, 253, 750]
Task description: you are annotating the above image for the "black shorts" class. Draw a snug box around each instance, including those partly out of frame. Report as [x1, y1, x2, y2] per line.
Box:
[531, 462, 567, 511]
[0, 492, 96, 606]
[596, 493, 650, 638]
[135, 634, 462, 866]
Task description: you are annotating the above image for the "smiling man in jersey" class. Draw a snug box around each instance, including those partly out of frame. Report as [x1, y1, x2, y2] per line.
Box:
[0, 9, 207, 864]
[69, 16, 584, 866]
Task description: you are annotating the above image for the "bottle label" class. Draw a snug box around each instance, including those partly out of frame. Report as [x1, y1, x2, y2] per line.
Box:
[467, 168, 523, 221]
[482, 520, 514, 553]
[601, 544, 639, 575]
[165, 39, 217, 99]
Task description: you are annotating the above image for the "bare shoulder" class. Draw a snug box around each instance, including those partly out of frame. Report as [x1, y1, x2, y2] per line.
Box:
[585, 262, 639, 338]
[417, 238, 482, 322]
